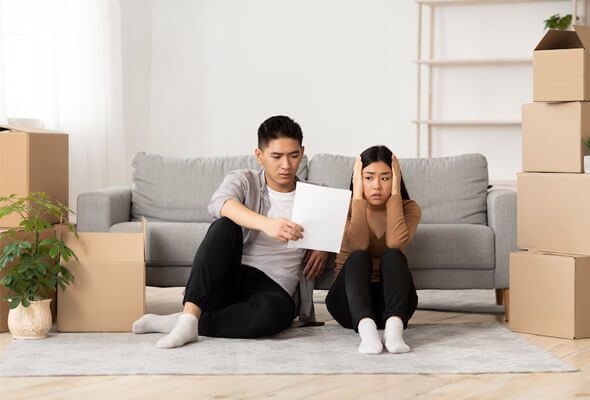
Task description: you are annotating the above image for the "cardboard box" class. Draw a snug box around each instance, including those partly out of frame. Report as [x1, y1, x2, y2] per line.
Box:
[517, 172, 590, 254]
[0, 125, 69, 228]
[522, 102, 590, 173]
[533, 25, 590, 102]
[57, 225, 145, 332]
[510, 251, 590, 339]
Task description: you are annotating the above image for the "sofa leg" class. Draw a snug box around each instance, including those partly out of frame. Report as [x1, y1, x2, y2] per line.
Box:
[495, 288, 504, 305]
[495, 288, 510, 321]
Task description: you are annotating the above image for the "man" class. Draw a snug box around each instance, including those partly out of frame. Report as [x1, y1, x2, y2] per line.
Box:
[132, 115, 328, 348]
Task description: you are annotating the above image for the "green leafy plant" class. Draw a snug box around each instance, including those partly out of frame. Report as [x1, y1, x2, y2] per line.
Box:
[584, 137, 590, 149]
[544, 14, 577, 30]
[0, 192, 78, 309]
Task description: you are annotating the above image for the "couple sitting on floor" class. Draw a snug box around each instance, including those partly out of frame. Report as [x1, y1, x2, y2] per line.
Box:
[132, 115, 422, 355]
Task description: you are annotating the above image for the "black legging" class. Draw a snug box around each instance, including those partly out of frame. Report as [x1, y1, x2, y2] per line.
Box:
[325, 249, 418, 332]
[183, 217, 295, 338]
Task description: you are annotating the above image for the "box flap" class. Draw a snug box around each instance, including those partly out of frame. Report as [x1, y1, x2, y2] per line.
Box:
[0, 124, 64, 135]
[528, 249, 590, 259]
[535, 29, 583, 50]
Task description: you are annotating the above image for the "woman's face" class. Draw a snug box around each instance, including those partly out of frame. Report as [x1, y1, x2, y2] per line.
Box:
[362, 161, 392, 206]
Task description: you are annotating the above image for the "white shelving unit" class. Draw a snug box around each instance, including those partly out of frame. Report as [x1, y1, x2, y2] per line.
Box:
[414, 0, 586, 160]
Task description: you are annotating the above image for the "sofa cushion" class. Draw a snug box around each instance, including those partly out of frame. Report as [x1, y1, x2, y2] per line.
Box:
[307, 153, 489, 224]
[131, 152, 308, 222]
[110, 221, 211, 265]
[404, 224, 495, 270]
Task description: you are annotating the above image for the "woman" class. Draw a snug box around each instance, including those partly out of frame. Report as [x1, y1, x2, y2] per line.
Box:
[325, 145, 421, 354]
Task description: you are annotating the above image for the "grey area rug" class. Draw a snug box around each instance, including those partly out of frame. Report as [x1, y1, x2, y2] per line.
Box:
[0, 323, 575, 376]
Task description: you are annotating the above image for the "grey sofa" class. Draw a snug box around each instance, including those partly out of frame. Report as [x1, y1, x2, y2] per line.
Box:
[77, 152, 517, 294]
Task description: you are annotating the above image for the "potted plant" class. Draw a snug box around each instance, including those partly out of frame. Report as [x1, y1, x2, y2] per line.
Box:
[543, 14, 579, 30]
[0, 192, 77, 339]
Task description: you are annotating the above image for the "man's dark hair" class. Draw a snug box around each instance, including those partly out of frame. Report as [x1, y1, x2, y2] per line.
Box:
[257, 115, 303, 149]
[350, 145, 411, 200]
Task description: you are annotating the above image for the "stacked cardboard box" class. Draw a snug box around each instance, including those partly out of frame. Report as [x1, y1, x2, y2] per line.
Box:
[0, 125, 69, 228]
[0, 125, 68, 331]
[511, 25, 590, 339]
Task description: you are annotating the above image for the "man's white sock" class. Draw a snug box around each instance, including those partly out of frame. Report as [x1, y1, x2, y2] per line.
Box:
[132, 312, 182, 334]
[357, 318, 383, 354]
[156, 314, 199, 349]
[384, 316, 410, 354]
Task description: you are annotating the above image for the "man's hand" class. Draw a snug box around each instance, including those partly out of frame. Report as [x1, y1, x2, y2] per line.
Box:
[302, 250, 328, 280]
[263, 218, 304, 242]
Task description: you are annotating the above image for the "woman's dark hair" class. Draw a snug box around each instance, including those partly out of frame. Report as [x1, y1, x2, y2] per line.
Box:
[350, 145, 410, 200]
[257, 115, 303, 149]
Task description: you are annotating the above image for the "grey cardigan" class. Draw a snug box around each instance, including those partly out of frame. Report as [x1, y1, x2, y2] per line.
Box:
[207, 168, 316, 323]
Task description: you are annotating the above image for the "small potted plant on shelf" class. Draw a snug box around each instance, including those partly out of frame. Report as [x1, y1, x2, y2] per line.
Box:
[0, 192, 77, 339]
[544, 14, 578, 31]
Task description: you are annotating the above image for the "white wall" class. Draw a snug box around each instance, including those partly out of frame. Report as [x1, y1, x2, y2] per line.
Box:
[122, 0, 577, 184]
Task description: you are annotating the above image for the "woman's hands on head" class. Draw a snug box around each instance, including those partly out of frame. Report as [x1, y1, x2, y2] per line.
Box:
[391, 154, 401, 196]
[352, 156, 364, 200]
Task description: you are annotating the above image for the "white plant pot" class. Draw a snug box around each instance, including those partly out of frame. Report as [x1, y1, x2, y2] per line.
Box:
[7, 298, 53, 339]
[585, 155, 590, 173]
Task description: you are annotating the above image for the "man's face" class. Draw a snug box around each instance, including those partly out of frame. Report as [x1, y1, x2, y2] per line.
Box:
[255, 138, 304, 192]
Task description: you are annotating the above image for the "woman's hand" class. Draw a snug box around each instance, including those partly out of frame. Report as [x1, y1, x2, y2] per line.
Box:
[352, 156, 364, 200]
[391, 154, 401, 196]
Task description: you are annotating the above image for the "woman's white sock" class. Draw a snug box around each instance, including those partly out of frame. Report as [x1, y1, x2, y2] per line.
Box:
[132, 312, 183, 334]
[384, 316, 410, 354]
[156, 314, 199, 349]
[357, 318, 383, 354]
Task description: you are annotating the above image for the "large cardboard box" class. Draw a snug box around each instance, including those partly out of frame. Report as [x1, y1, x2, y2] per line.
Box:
[533, 25, 590, 102]
[57, 226, 145, 332]
[517, 172, 590, 254]
[0, 125, 69, 228]
[510, 251, 590, 339]
[522, 102, 590, 173]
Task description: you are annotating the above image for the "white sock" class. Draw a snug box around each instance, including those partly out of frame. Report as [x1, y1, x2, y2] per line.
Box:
[156, 314, 199, 349]
[357, 318, 383, 354]
[132, 312, 182, 334]
[384, 316, 410, 354]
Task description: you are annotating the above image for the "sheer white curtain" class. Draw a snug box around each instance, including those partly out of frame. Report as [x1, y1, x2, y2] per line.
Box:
[0, 0, 6, 124]
[0, 0, 127, 215]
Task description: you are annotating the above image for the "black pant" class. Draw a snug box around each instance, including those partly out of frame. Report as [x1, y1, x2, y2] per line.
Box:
[325, 249, 418, 332]
[183, 217, 295, 338]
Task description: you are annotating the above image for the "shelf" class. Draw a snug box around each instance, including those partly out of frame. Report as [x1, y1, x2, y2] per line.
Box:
[417, 0, 571, 6]
[413, 120, 521, 126]
[414, 57, 532, 66]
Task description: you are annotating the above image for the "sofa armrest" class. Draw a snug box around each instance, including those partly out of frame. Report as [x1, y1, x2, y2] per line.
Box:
[76, 187, 132, 232]
[487, 189, 517, 289]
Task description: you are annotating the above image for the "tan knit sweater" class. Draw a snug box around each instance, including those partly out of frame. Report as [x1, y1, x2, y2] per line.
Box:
[334, 194, 422, 282]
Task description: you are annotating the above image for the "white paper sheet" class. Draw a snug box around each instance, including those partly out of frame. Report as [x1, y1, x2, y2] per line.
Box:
[287, 182, 351, 253]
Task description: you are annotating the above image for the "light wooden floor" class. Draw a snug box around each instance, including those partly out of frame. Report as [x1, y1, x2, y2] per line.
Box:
[2, 290, 590, 400]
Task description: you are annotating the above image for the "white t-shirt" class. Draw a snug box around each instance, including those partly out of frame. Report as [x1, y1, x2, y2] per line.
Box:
[241, 186, 305, 296]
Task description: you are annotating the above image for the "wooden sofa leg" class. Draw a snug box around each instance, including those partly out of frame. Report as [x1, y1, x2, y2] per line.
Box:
[495, 288, 504, 305]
